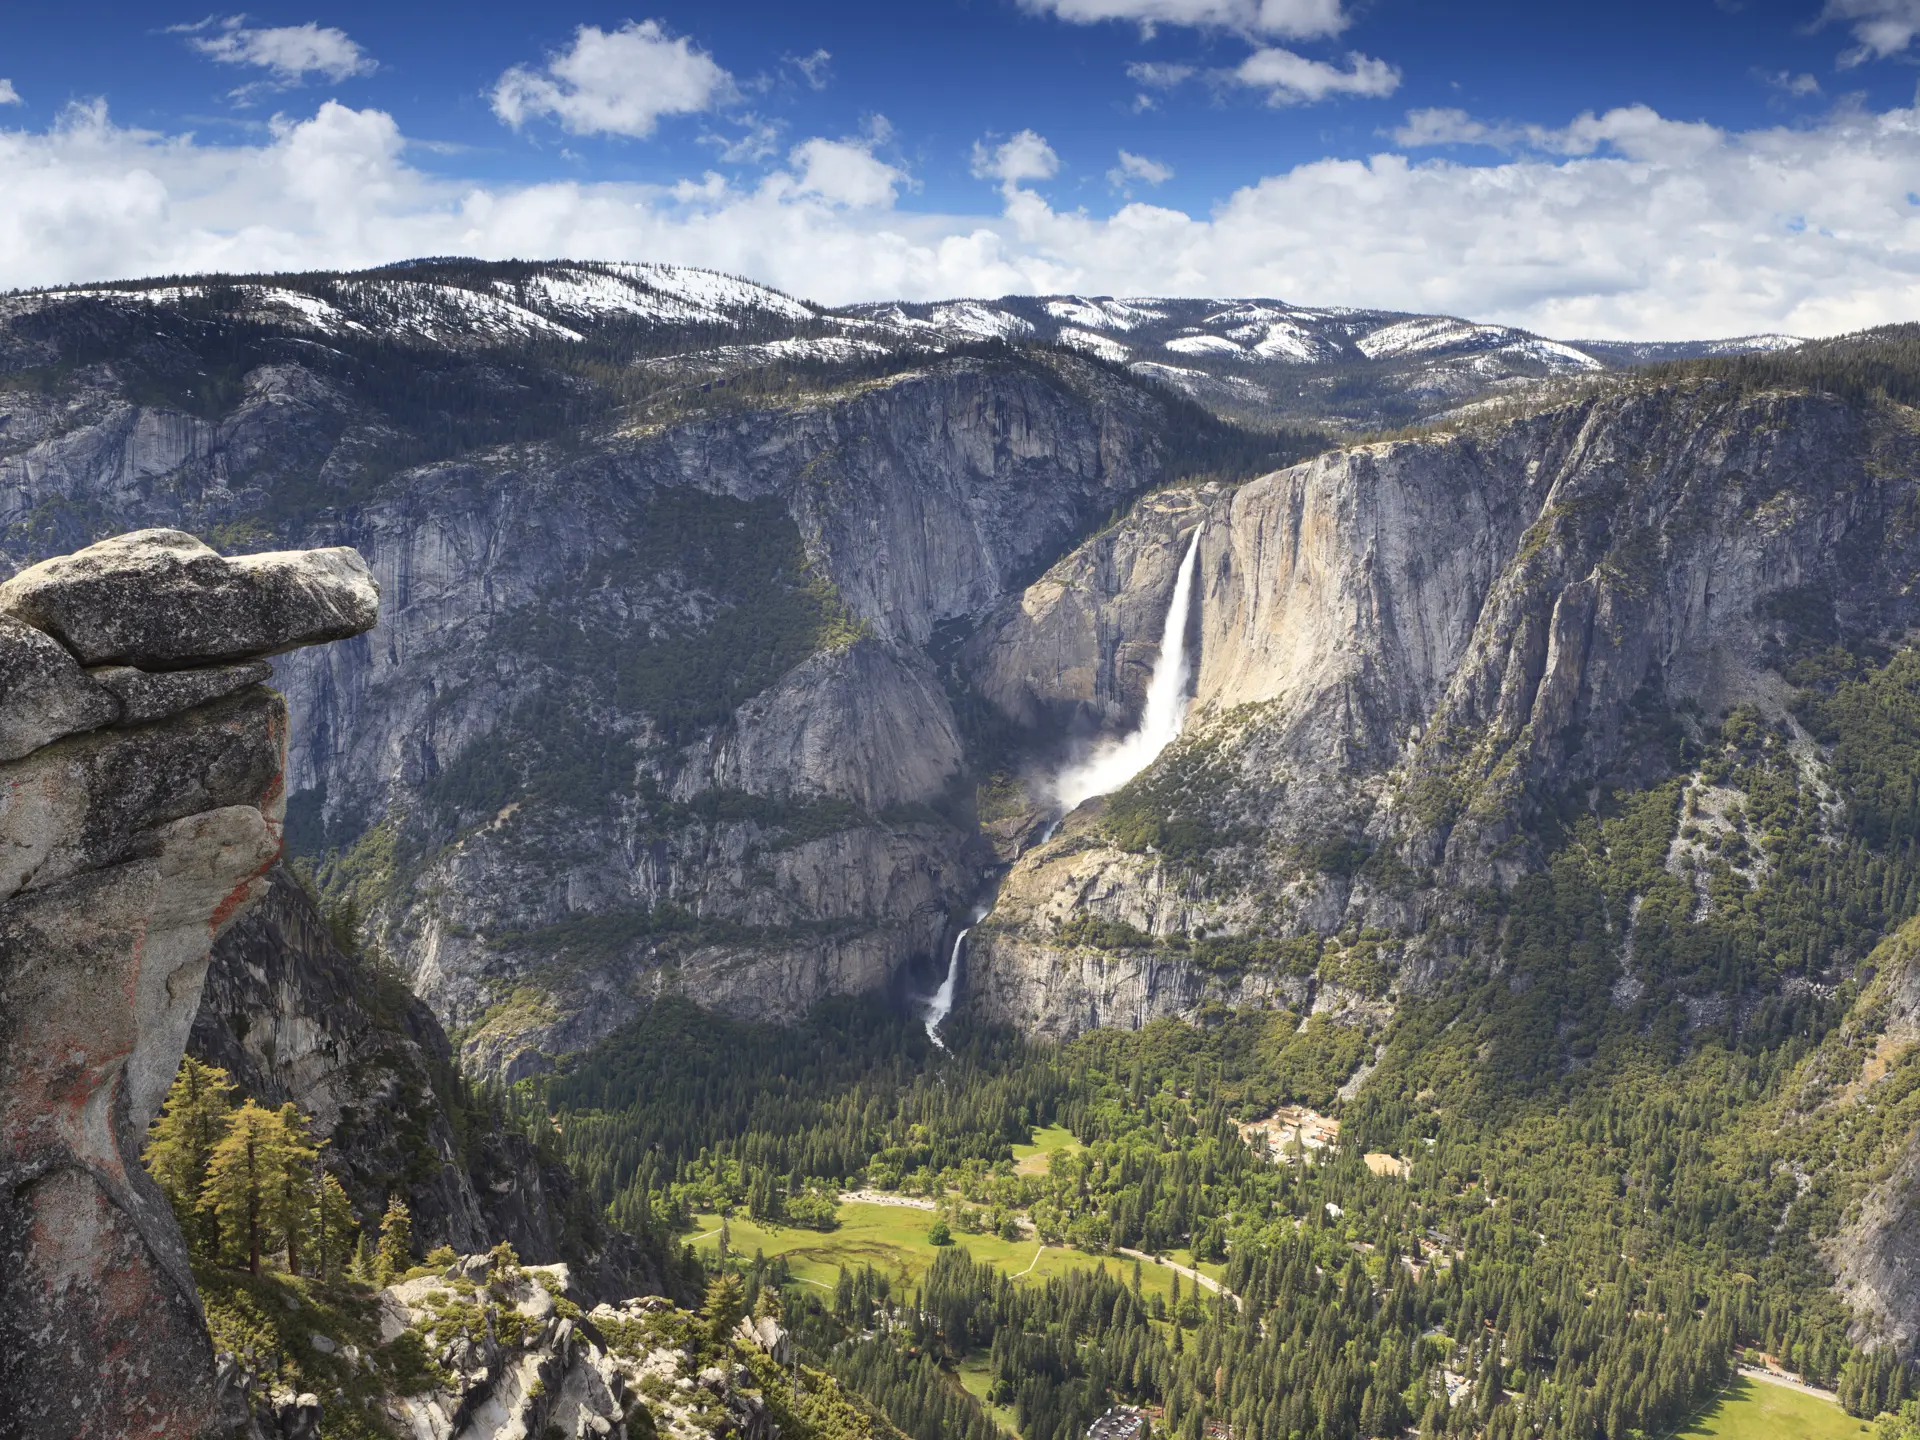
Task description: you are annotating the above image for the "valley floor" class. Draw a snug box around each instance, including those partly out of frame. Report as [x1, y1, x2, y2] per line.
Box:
[1676, 1374, 1867, 1440]
[691, 1198, 1214, 1307]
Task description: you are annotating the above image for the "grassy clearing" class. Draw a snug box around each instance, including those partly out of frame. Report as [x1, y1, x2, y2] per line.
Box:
[956, 1354, 1021, 1435]
[1675, 1376, 1869, 1440]
[1012, 1123, 1083, 1176]
[1165, 1247, 1230, 1288]
[693, 1201, 1194, 1305]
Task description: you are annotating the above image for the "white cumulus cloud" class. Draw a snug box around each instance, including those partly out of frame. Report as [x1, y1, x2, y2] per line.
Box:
[1109, 150, 1174, 191]
[1822, 0, 1920, 64]
[786, 136, 904, 208]
[971, 130, 1060, 194]
[6, 98, 1920, 343]
[1392, 107, 1504, 148]
[1021, 0, 1348, 39]
[492, 21, 732, 138]
[188, 20, 375, 83]
[1233, 47, 1399, 104]
[0, 80, 20, 106]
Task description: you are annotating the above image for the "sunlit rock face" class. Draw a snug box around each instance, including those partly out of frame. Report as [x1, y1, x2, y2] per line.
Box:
[0, 530, 377, 1440]
[964, 384, 1920, 1035]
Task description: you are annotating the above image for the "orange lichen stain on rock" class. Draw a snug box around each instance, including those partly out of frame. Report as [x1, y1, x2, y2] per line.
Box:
[256, 758, 286, 817]
[209, 847, 277, 934]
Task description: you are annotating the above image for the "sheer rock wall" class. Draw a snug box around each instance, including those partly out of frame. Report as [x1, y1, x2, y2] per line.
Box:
[964, 383, 1920, 1035]
[0, 530, 377, 1440]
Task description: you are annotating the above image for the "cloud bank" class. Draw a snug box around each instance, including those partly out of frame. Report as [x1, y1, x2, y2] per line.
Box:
[5, 96, 1920, 340]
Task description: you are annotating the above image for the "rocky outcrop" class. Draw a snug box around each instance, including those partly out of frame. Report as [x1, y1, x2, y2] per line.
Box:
[708, 639, 963, 811]
[0, 530, 377, 1439]
[376, 1251, 804, 1440]
[192, 870, 491, 1249]
[0, 529, 377, 668]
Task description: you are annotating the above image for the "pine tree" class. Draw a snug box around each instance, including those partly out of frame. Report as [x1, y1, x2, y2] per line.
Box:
[312, 1173, 358, 1280]
[143, 1057, 235, 1251]
[376, 1195, 413, 1285]
[266, 1103, 320, 1275]
[705, 1272, 746, 1346]
[198, 1100, 286, 1275]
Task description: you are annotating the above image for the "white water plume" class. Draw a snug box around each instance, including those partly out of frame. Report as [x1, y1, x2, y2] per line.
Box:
[1051, 525, 1204, 815]
[925, 927, 968, 1047]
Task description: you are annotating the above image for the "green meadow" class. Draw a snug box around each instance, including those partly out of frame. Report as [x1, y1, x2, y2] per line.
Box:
[956, 1355, 1022, 1434]
[691, 1199, 1202, 1307]
[1011, 1123, 1082, 1175]
[1675, 1376, 1870, 1440]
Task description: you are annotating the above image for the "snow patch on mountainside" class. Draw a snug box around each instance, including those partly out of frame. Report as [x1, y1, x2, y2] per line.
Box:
[1130, 362, 1268, 402]
[1057, 327, 1132, 363]
[1206, 303, 1294, 328]
[1252, 321, 1340, 362]
[1500, 337, 1606, 372]
[843, 302, 1030, 344]
[633, 335, 894, 377]
[926, 302, 1035, 341]
[393, 284, 586, 342]
[501, 269, 733, 327]
[1357, 316, 1513, 360]
[41, 284, 369, 336]
[1165, 334, 1244, 357]
[1700, 334, 1803, 354]
[259, 289, 364, 332]
[602, 263, 815, 322]
[1046, 298, 1168, 332]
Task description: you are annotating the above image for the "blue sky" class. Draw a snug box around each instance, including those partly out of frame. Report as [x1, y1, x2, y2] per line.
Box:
[4, 0, 1920, 337]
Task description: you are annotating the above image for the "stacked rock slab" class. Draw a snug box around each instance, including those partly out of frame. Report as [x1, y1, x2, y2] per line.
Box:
[0, 530, 378, 1440]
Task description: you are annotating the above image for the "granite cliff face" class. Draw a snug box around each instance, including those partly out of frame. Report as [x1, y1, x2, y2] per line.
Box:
[269, 350, 1185, 1068]
[191, 869, 641, 1291]
[963, 381, 1920, 1034]
[0, 531, 377, 1439]
[7, 267, 1920, 1391]
[0, 270, 1886, 1072]
[0, 276, 1268, 1076]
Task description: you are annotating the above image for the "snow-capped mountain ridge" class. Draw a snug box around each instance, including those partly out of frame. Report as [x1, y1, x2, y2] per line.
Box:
[12, 260, 1802, 432]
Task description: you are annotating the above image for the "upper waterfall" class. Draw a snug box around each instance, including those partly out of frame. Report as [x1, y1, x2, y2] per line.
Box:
[1052, 524, 1204, 814]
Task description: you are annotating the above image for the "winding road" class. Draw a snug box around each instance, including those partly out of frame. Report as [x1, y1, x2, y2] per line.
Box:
[1118, 1247, 1243, 1311]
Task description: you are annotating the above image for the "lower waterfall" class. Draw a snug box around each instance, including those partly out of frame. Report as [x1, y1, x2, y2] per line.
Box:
[924, 926, 968, 1047]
